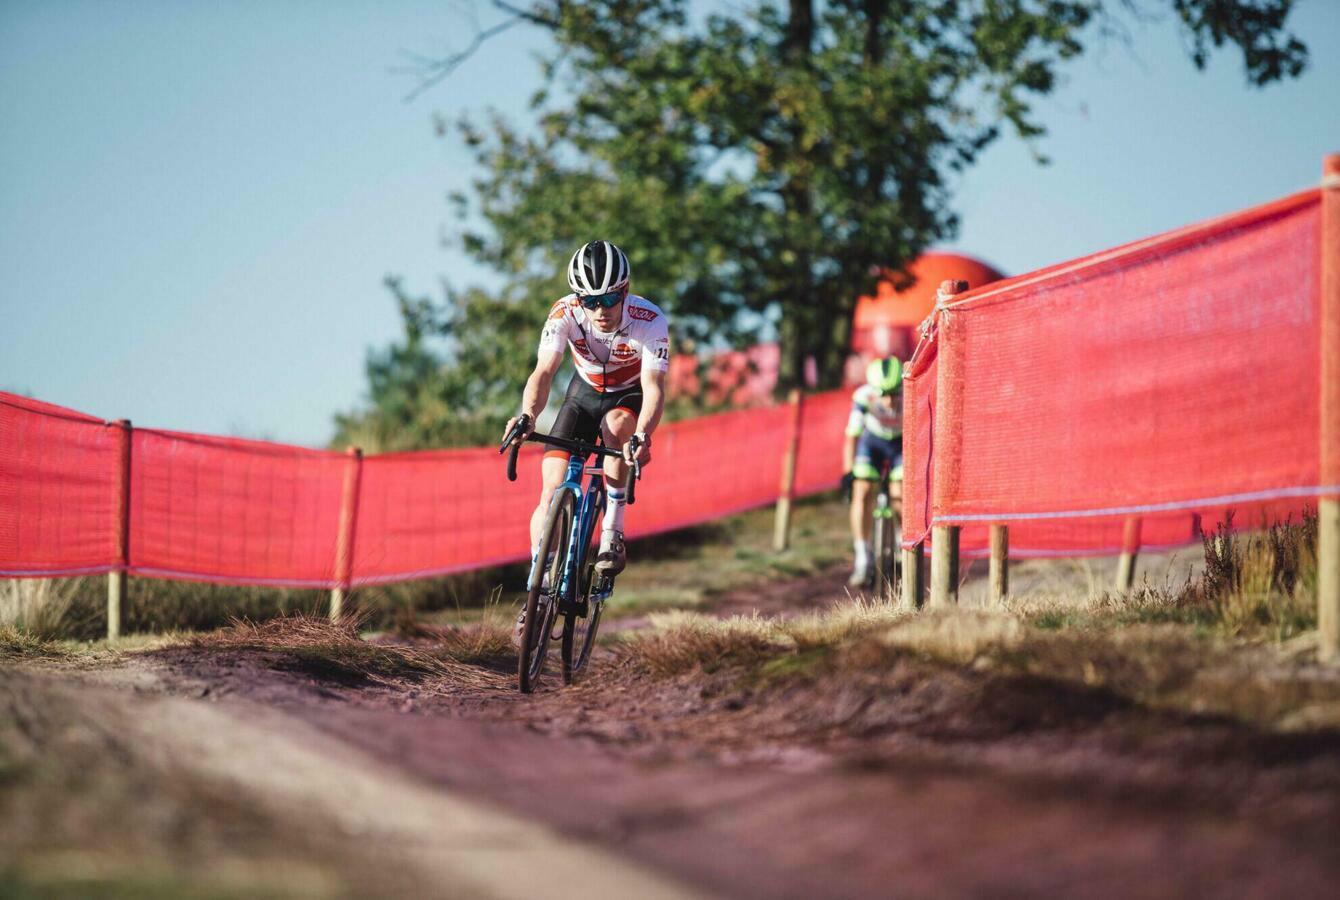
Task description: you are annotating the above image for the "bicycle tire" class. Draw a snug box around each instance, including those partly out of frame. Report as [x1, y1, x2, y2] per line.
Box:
[872, 494, 896, 597]
[561, 563, 604, 684]
[519, 490, 572, 693]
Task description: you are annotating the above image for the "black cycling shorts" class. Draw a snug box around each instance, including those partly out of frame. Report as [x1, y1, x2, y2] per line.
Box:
[548, 376, 642, 449]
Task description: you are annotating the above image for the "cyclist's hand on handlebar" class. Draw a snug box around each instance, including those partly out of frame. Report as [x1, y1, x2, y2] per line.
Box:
[841, 471, 855, 502]
[624, 431, 651, 466]
[502, 414, 534, 448]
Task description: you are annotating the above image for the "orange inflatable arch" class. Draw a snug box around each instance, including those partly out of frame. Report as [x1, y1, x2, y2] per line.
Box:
[851, 252, 1005, 360]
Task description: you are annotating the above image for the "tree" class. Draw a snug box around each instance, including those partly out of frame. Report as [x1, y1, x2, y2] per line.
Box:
[333, 276, 550, 450]
[343, 0, 1306, 446]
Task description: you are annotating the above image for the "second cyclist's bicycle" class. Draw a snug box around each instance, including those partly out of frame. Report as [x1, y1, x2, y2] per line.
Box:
[500, 415, 641, 693]
[869, 457, 901, 597]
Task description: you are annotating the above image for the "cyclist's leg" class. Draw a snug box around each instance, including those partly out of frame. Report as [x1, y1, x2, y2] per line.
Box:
[850, 433, 881, 584]
[850, 478, 873, 542]
[600, 408, 638, 487]
[531, 455, 569, 552]
[595, 392, 641, 574]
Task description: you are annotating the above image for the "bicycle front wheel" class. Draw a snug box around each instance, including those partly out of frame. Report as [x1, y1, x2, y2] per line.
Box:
[561, 563, 604, 684]
[871, 496, 898, 597]
[519, 490, 573, 693]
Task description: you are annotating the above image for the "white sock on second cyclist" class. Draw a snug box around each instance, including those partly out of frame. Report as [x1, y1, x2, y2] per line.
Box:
[854, 538, 871, 567]
[604, 487, 626, 536]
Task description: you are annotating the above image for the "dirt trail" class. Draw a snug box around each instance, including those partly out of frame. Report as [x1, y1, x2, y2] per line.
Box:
[1, 666, 701, 899]
[8, 569, 1340, 898]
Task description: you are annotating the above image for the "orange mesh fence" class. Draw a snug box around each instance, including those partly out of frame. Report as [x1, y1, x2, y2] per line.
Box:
[129, 430, 349, 587]
[1, 387, 847, 588]
[349, 393, 848, 586]
[903, 188, 1332, 558]
[0, 394, 121, 577]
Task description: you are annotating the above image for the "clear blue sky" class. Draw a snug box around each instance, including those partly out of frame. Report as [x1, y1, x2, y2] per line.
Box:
[2, 1, 1336, 446]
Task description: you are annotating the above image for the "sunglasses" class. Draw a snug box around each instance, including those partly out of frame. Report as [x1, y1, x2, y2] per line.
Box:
[579, 290, 625, 310]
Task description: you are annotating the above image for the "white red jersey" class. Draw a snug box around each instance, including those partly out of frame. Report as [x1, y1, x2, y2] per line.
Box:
[846, 383, 903, 440]
[538, 293, 671, 393]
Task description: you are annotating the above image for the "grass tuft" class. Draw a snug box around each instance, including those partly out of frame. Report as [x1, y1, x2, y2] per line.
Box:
[623, 596, 906, 677]
[1188, 512, 1317, 639]
[0, 624, 69, 661]
[186, 614, 504, 688]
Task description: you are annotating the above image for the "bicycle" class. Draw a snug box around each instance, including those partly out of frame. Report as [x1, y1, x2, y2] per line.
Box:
[869, 457, 901, 597]
[499, 414, 641, 693]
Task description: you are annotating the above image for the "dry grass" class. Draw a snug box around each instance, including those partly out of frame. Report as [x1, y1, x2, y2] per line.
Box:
[186, 614, 507, 688]
[0, 578, 91, 639]
[624, 596, 908, 677]
[387, 587, 516, 666]
[0, 624, 68, 661]
[618, 512, 1337, 732]
[1187, 512, 1317, 639]
[1003, 512, 1319, 641]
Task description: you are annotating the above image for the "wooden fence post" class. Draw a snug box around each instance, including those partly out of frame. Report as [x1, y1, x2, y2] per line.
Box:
[929, 279, 967, 607]
[1114, 517, 1142, 595]
[989, 524, 1008, 606]
[1321, 153, 1340, 662]
[901, 541, 924, 610]
[107, 419, 132, 641]
[331, 447, 364, 622]
[929, 527, 959, 608]
[773, 388, 805, 552]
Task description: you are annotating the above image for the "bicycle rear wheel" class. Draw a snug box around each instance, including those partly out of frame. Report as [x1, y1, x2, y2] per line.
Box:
[871, 495, 898, 597]
[561, 563, 604, 684]
[519, 491, 572, 693]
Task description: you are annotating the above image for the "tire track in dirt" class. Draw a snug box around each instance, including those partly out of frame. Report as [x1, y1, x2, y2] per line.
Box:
[1, 666, 703, 900]
[135, 620, 1340, 900]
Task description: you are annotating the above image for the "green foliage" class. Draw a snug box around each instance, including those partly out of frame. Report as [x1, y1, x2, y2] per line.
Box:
[1171, 0, 1307, 85]
[333, 276, 555, 450]
[344, 0, 1306, 447]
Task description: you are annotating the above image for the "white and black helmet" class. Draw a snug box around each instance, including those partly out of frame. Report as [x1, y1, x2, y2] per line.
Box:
[567, 240, 630, 296]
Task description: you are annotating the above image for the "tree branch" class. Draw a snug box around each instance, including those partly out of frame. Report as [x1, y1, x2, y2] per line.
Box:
[400, 14, 526, 102]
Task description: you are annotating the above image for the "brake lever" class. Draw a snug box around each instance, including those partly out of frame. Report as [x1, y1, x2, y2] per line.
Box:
[498, 413, 530, 454]
[625, 436, 642, 507]
[501, 414, 531, 482]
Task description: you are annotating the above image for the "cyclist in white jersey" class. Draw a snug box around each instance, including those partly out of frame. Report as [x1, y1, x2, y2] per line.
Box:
[841, 357, 904, 587]
[503, 240, 670, 584]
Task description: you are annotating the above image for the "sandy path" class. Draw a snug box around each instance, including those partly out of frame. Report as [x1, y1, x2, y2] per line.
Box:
[2, 666, 703, 900]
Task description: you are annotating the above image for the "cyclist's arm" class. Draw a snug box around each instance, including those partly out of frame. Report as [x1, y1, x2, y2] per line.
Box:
[635, 316, 671, 441]
[636, 367, 666, 438]
[520, 350, 564, 422]
[843, 391, 866, 471]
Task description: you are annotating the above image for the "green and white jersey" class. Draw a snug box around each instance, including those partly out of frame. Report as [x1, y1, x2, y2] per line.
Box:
[845, 383, 903, 441]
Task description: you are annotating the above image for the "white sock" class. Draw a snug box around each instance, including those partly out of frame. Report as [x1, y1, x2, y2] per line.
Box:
[854, 539, 871, 566]
[604, 487, 626, 535]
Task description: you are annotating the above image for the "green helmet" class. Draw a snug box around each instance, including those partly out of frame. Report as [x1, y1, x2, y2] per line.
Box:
[866, 357, 903, 394]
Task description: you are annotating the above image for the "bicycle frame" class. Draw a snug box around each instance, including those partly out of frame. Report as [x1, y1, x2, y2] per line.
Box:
[526, 453, 609, 615]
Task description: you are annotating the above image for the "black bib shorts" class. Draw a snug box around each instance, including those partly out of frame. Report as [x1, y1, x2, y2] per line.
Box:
[549, 375, 643, 449]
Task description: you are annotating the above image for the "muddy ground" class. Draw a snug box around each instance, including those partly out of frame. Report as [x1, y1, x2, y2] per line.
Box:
[5, 566, 1340, 898]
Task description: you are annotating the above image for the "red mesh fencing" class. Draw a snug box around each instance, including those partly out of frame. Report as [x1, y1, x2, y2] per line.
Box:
[0, 394, 120, 577]
[902, 188, 1333, 558]
[1, 387, 848, 588]
[9, 188, 1327, 583]
[129, 430, 349, 587]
